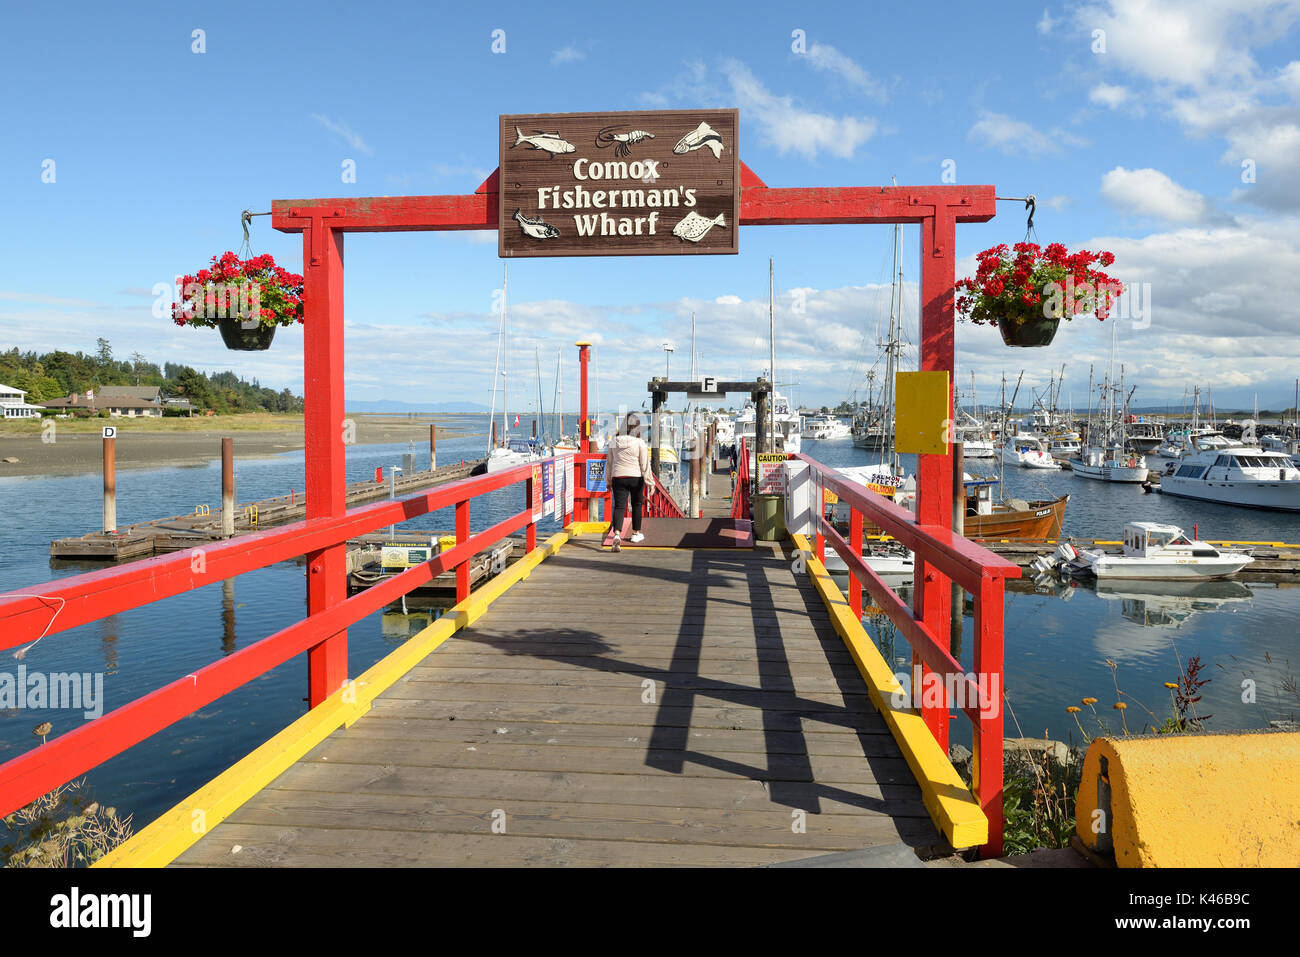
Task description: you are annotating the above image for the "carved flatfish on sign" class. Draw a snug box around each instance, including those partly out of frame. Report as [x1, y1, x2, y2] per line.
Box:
[499, 109, 739, 258]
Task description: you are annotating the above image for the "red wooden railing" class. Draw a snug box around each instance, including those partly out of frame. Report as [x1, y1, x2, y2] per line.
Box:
[795, 452, 1021, 857]
[729, 437, 751, 520]
[0, 458, 566, 820]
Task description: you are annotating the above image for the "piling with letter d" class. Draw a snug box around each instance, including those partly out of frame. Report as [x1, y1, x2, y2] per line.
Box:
[429, 424, 437, 470]
[102, 431, 116, 533]
[221, 437, 234, 538]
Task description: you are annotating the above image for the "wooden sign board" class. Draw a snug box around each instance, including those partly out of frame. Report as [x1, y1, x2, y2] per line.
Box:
[499, 109, 739, 258]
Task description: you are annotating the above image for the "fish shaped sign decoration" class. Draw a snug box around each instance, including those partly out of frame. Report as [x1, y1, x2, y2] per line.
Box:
[499, 109, 739, 258]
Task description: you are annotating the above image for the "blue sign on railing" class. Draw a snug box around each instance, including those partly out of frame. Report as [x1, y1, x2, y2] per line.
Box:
[585, 459, 607, 492]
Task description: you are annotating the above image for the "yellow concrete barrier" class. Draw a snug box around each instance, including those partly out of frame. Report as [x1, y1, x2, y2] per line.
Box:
[1075, 730, 1300, 867]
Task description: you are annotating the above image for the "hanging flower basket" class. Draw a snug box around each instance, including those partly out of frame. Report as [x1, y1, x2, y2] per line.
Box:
[171, 252, 304, 351]
[956, 243, 1122, 348]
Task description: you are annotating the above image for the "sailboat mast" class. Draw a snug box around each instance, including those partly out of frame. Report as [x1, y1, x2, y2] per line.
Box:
[487, 269, 505, 455]
[501, 263, 509, 443]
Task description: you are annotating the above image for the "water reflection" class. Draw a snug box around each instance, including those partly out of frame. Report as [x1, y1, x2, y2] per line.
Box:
[221, 578, 237, 655]
[1094, 579, 1253, 629]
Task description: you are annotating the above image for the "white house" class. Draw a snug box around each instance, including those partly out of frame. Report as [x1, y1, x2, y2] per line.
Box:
[0, 383, 45, 420]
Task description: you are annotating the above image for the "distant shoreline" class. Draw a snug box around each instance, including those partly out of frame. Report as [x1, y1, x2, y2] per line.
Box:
[0, 416, 478, 478]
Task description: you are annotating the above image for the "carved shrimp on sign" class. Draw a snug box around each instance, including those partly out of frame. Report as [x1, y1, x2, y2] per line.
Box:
[595, 126, 655, 158]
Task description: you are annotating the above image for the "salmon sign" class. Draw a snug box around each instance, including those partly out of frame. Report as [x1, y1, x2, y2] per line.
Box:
[499, 109, 740, 258]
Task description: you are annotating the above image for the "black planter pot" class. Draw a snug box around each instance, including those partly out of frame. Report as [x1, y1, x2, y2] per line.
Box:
[217, 317, 277, 351]
[997, 316, 1060, 347]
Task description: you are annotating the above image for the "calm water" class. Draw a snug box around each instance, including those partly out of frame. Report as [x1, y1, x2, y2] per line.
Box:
[801, 437, 1300, 751]
[1, 422, 1297, 838]
[0, 415, 566, 838]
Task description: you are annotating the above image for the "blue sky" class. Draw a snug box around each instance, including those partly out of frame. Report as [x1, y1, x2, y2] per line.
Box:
[4, 0, 1300, 413]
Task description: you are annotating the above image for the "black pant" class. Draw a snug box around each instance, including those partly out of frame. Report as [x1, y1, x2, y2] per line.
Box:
[611, 476, 645, 533]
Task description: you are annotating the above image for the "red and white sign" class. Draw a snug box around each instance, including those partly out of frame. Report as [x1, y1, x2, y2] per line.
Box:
[756, 453, 787, 495]
[531, 464, 543, 522]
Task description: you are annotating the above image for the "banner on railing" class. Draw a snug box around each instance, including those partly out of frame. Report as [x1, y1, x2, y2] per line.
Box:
[543, 460, 556, 517]
[560, 454, 575, 520]
[531, 464, 544, 522]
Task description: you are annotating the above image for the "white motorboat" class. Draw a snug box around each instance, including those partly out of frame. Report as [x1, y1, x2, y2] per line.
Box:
[1002, 436, 1059, 469]
[1160, 445, 1300, 511]
[1066, 522, 1253, 580]
[1069, 446, 1148, 483]
[805, 414, 851, 440]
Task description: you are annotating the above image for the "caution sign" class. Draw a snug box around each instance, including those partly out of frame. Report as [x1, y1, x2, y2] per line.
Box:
[756, 452, 787, 495]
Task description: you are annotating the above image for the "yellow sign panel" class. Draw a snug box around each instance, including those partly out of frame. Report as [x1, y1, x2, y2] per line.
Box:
[894, 371, 951, 455]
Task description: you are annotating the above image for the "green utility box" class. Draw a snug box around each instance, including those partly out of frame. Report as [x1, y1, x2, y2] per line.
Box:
[752, 493, 787, 542]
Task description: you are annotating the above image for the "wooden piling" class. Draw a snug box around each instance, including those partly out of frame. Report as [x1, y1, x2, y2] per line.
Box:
[222, 438, 234, 538]
[103, 432, 116, 533]
[429, 424, 437, 471]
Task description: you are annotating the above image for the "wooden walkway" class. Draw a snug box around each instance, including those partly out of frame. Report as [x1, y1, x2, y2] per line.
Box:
[175, 525, 943, 867]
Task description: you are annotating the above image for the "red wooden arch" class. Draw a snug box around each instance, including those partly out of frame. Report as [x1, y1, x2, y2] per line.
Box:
[273, 172, 998, 752]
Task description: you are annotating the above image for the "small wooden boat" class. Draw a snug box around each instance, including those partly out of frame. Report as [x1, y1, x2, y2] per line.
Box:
[964, 486, 1068, 539]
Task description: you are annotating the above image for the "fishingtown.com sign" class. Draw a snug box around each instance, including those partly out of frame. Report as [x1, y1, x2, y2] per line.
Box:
[498, 109, 739, 258]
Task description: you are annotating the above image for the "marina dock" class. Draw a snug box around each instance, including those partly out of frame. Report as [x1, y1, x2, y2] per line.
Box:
[168, 533, 945, 866]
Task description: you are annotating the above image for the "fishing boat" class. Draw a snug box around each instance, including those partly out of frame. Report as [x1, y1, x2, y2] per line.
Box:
[1064, 522, 1253, 580]
[1160, 445, 1300, 511]
[1069, 447, 1148, 483]
[962, 480, 1069, 538]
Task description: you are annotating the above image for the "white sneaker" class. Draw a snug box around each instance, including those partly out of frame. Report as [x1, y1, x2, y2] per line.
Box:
[611, 533, 621, 552]
[629, 531, 645, 544]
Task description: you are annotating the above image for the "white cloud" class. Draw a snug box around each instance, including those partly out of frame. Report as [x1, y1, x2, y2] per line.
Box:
[803, 43, 888, 102]
[1043, 195, 1074, 211]
[721, 59, 877, 160]
[1089, 82, 1131, 109]
[550, 46, 584, 65]
[1100, 166, 1208, 222]
[967, 111, 1065, 157]
[1038, 7, 1057, 34]
[1073, 2, 1300, 210]
[310, 114, 373, 156]
[714, 295, 742, 305]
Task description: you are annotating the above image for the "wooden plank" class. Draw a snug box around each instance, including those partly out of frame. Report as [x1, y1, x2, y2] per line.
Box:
[294, 735, 917, 785]
[253, 761, 933, 816]
[323, 717, 893, 751]
[223, 792, 937, 853]
[174, 822, 851, 868]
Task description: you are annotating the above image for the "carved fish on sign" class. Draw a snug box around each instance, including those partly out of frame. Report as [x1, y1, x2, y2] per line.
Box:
[672, 211, 727, 243]
[511, 127, 575, 156]
[672, 121, 724, 159]
[514, 208, 559, 239]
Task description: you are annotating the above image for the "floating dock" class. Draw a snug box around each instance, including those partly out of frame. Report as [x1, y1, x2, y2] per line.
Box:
[978, 538, 1300, 582]
[49, 459, 484, 561]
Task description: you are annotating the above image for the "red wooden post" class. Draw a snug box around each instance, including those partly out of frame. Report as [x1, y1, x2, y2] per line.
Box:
[577, 340, 591, 454]
[303, 223, 348, 709]
[913, 207, 958, 752]
[974, 577, 1006, 858]
[525, 471, 537, 553]
[455, 500, 470, 602]
[849, 506, 863, 619]
[576, 341, 591, 521]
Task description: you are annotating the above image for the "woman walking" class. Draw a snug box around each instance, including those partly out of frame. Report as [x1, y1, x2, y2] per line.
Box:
[606, 413, 652, 551]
